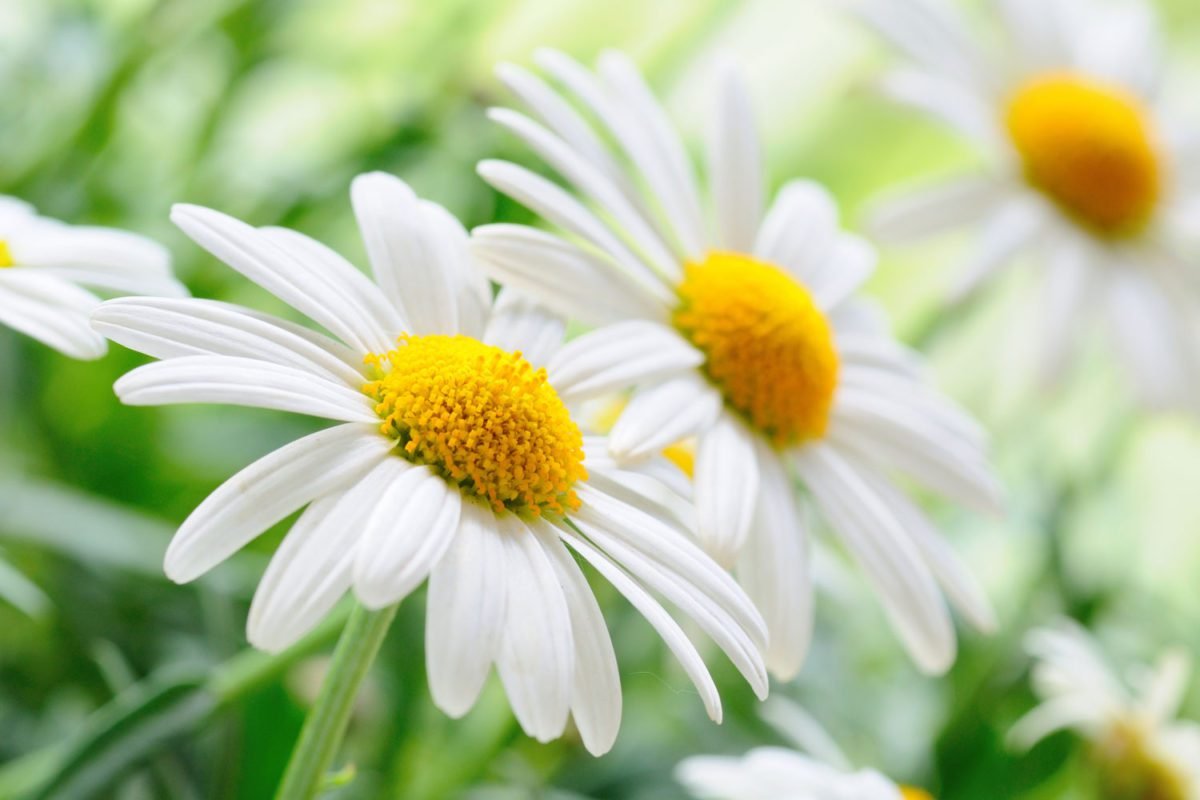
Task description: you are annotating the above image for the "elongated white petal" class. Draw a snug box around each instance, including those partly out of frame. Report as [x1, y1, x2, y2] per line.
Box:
[828, 391, 1001, 512]
[608, 374, 723, 461]
[1009, 694, 1109, 750]
[482, 287, 565, 369]
[709, 63, 763, 252]
[532, 523, 622, 756]
[996, 0, 1071, 70]
[793, 443, 956, 674]
[593, 50, 707, 257]
[754, 180, 838, 285]
[694, 413, 760, 567]
[1036, 238, 1093, 386]
[0, 271, 106, 359]
[92, 297, 365, 387]
[865, 175, 1007, 245]
[171, 204, 382, 354]
[27, 266, 187, 299]
[488, 107, 680, 281]
[426, 502, 508, 717]
[1105, 267, 1194, 410]
[556, 523, 722, 723]
[350, 172, 460, 336]
[547, 320, 704, 402]
[573, 491, 769, 698]
[877, 68, 1002, 147]
[950, 196, 1052, 301]
[115, 355, 379, 423]
[810, 235, 876, 312]
[246, 492, 363, 653]
[1075, 2, 1162, 98]
[496, 61, 641, 207]
[164, 424, 392, 582]
[470, 224, 670, 326]
[258, 225, 404, 351]
[352, 461, 462, 609]
[738, 443, 813, 680]
[12, 225, 172, 276]
[495, 515, 574, 742]
[477, 161, 670, 294]
[847, 457, 996, 633]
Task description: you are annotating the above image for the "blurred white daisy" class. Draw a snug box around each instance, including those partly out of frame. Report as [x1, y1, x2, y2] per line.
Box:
[852, 0, 1200, 408]
[472, 50, 999, 678]
[92, 172, 769, 755]
[0, 195, 184, 359]
[1011, 621, 1200, 799]
[677, 698, 933, 800]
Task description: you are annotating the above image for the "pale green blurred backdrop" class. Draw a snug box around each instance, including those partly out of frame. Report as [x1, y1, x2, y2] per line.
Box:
[2, 0, 1200, 797]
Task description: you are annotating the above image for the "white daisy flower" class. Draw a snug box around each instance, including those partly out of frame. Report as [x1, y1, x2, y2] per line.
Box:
[677, 699, 933, 800]
[851, 0, 1200, 407]
[0, 195, 185, 359]
[471, 50, 999, 678]
[91, 172, 769, 756]
[1011, 621, 1200, 799]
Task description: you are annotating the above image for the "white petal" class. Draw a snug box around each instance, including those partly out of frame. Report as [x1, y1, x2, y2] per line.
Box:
[258, 225, 404, 351]
[171, 204, 382, 354]
[420, 200, 492, 339]
[476, 161, 670, 296]
[470, 223, 670, 326]
[546, 320, 704, 403]
[865, 175, 1007, 245]
[809, 234, 877, 311]
[793, 443, 956, 674]
[877, 68, 1002, 147]
[754, 180, 838, 285]
[495, 515, 574, 742]
[738, 443, 813, 681]
[1036, 238, 1093, 386]
[708, 63, 763, 253]
[1075, 2, 1162, 98]
[1105, 268, 1194, 409]
[482, 287, 565, 369]
[693, 413, 760, 567]
[246, 492, 362, 653]
[164, 424, 392, 582]
[0, 271, 107, 359]
[92, 296, 365, 387]
[487, 107, 680, 282]
[572, 489, 769, 699]
[12, 224, 173, 277]
[848, 458, 996, 633]
[349, 172, 460, 336]
[996, 0, 1072, 70]
[593, 50, 707, 257]
[950, 196, 1052, 301]
[25, 266, 187, 299]
[351, 461, 462, 609]
[425, 502, 508, 717]
[531, 523, 622, 756]
[608, 374, 723, 462]
[555, 523, 722, 723]
[114, 355, 379, 423]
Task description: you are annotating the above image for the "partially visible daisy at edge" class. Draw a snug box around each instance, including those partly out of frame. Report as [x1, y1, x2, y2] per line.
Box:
[1011, 620, 1200, 800]
[677, 697, 934, 800]
[0, 195, 185, 359]
[851, 0, 1200, 408]
[90, 172, 769, 755]
[471, 49, 1000, 678]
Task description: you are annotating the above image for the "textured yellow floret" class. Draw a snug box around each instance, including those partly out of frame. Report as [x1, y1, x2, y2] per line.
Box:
[673, 252, 839, 446]
[1094, 720, 1188, 800]
[899, 788, 934, 800]
[1006, 74, 1161, 236]
[0, 240, 13, 268]
[364, 334, 586, 516]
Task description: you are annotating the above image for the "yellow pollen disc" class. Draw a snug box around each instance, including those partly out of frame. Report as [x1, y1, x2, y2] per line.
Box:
[1006, 73, 1161, 236]
[673, 252, 839, 446]
[364, 334, 587, 516]
[0, 240, 13, 268]
[899, 788, 934, 800]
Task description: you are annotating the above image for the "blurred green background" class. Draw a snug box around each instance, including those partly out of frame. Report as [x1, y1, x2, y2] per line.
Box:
[2, 0, 1200, 797]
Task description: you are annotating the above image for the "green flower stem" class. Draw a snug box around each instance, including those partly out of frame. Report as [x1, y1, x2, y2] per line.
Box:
[274, 602, 399, 800]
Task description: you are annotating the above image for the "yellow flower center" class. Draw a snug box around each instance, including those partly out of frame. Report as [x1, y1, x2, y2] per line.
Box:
[1093, 720, 1188, 800]
[1005, 74, 1162, 236]
[900, 788, 934, 800]
[0, 240, 13, 268]
[364, 334, 587, 516]
[673, 252, 839, 446]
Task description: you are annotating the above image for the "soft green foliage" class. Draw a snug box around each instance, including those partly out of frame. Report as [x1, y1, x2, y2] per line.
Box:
[2, 1, 1199, 798]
